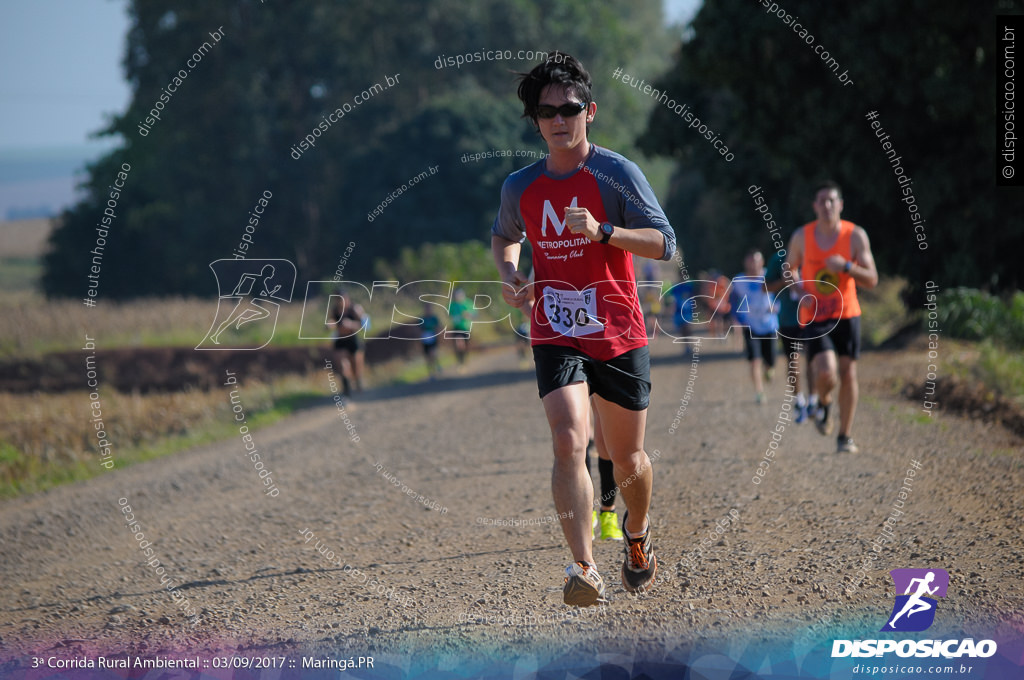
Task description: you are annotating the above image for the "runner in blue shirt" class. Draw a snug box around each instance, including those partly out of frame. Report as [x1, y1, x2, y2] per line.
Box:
[764, 250, 812, 422]
[729, 249, 778, 403]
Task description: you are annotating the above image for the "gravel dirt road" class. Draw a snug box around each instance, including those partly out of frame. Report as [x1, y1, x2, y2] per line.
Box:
[1, 338, 1021, 675]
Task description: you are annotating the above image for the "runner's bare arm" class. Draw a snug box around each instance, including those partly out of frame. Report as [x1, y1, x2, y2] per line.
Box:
[822, 227, 877, 288]
[848, 227, 878, 289]
[764, 266, 794, 293]
[785, 229, 807, 292]
[492, 234, 529, 308]
[563, 207, 667, 260]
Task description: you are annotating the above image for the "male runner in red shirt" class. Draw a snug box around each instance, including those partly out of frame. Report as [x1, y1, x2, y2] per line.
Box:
[492, 52, 676, 605]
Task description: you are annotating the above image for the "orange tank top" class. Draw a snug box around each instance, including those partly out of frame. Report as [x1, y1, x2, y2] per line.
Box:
[798, 220, 861, 325]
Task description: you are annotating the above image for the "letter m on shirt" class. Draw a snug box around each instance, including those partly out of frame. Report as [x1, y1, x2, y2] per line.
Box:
[541, 196, 578, 237]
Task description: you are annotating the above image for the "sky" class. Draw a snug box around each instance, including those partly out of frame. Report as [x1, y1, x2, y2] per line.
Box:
[0, 0, 700, 218]
[0, 0, 131, 151]
[0, 0, 700, 152]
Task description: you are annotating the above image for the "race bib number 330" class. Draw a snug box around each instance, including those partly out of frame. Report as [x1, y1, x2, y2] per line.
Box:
[542, 287, 605, 338]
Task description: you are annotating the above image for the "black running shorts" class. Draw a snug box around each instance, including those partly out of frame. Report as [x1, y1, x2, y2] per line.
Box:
[334, 335, 364, 352]
[532, 344, 651, 411]
[742, 329, 777, 366]
[779, 325, 805, 361]
[804, 316, 861, 360]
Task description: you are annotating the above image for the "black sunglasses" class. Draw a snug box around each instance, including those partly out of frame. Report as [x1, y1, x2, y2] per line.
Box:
[535, 102, 587, 119]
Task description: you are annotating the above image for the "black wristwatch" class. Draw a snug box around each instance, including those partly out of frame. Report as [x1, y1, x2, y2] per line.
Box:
[843, 260, 853, 273]
[599, 222, 614, 244]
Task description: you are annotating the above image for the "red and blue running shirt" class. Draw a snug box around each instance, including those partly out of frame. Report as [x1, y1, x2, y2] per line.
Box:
[492, 145, 676, 361]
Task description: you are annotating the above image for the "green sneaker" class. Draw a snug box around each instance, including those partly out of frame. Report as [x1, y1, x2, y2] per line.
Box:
[599, 510, 624, 541]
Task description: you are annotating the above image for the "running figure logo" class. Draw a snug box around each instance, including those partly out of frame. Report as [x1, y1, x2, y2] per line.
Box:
[197, 259, 296, 350]
[881, 568, 949, 632]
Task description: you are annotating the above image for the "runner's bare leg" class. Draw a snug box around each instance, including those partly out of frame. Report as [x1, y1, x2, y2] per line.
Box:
[750, 356, 764, 396]
[813, 350, 838, 406]
[542, 382, 595, 564]
[591, 395, 650, 535]
[838, 356, 858, 435]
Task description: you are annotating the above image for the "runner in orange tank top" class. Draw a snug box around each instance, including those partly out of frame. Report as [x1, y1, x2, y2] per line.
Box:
[796, 219, 862, 325]
[786, 181, 878, 454]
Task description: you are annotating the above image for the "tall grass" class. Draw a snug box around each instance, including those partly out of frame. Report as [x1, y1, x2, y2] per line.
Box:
[1, 287, 514, 359]
[857, 276, 911, 347]
[929, 288, 1024, 402]
[1, 292, 224, 357]
[934, 287, 1024, 349]
[0, 344, 482, 499]
[0, 373, 322, 498]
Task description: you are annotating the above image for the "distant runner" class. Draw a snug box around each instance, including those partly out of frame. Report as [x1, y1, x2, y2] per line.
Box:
[640, 260, 663, 339]
[448, 288, 474, 368]
[786, 181, 878, 453]
[729, 249, 777, 404]
[669, 271, 700, 355]
[420, 303, 442, 379]
[765, 250, 812, 422]
[329, 289, 368, 395]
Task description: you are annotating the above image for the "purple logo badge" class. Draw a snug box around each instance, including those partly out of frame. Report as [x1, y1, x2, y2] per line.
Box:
[881, 568, 949, 632]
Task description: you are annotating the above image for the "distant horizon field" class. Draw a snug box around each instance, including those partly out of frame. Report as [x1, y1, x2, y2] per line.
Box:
[0, 217, 52, 256]
[0, 143, 116, 221]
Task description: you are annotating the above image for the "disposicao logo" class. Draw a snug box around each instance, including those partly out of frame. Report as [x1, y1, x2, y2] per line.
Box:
[831, 568, 997, 659]
[197, 259, 296, 350]
[882, 568, 948, 632]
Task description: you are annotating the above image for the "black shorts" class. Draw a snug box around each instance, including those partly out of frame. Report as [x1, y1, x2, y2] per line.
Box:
[779, 326, 805, 361]
[743, 330, 776, 366]
[334, 335, 364, 353]
[804, 316, 861, 360]
[532, 344, 651, 411]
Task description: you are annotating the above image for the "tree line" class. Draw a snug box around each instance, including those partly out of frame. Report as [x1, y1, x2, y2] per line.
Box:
[44, 0, 1019, 306]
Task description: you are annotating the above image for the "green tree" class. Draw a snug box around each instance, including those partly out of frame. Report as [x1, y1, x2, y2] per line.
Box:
[43, 0, 673, 300]
[640, 0, 1023, 297]
[374, 240, 498, 283]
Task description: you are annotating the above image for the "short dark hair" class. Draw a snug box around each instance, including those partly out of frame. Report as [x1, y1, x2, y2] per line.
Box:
[516, 51, 592, 126]
[814, 180, 843, 199]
